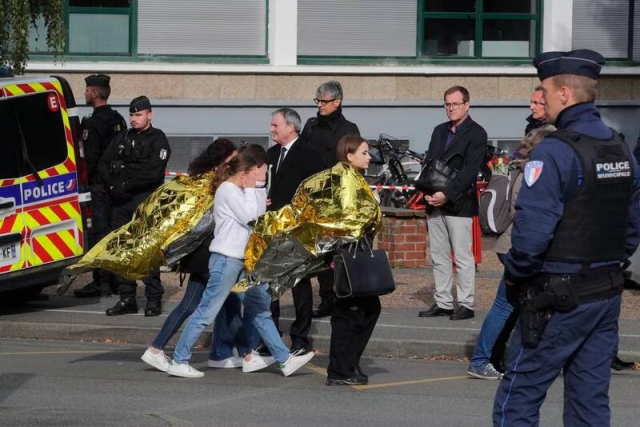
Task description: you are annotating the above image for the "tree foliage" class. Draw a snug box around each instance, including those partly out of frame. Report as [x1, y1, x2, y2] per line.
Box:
[0, 0, 65, 74]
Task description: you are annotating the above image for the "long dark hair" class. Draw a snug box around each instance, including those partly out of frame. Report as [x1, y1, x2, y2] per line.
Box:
[188, 138, 237, 175]
[210, 143, 267, 194]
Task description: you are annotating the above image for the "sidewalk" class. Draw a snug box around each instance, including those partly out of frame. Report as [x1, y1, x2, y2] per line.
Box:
[2, 264, 640, 361]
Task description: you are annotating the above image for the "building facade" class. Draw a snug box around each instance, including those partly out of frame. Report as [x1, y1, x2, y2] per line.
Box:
[28, 0, 640, 173]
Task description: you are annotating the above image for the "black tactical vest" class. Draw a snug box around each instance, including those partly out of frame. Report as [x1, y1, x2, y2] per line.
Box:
[545, 129, 634, 264]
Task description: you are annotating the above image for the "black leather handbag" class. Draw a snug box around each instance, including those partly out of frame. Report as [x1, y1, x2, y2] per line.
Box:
[416, 153, 464, 195]
[334, 239, 396, 298]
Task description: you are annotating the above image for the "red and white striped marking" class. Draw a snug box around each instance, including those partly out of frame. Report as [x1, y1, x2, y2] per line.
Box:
[370, 185, 416, 191]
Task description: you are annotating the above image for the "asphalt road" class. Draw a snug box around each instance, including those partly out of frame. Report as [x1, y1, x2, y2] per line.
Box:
[1, 339, 639, 426]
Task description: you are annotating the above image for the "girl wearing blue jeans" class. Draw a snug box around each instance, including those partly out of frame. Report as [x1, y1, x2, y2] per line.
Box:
[142, 140, 257, 372]
[167, 144, 314, 378]
[467, 126, 554, 380]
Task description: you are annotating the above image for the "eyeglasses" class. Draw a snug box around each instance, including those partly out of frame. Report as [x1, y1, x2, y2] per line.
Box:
[443, 102, 467, 110]
[530, 101, 546, 106]
[314, 98, 336, 105]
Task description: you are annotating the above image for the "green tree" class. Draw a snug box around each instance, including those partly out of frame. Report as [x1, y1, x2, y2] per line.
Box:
[0, 0, 65, 74]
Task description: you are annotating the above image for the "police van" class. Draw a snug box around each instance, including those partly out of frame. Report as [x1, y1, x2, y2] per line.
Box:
[0, 70, 91, 302]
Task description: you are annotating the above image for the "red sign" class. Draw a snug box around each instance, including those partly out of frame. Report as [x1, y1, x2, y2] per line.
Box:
[47, 92, 59, 113]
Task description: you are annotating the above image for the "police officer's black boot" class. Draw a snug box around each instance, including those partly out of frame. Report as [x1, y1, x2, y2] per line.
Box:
[144, 300, 162, 317]
[106, 297, 138, 316]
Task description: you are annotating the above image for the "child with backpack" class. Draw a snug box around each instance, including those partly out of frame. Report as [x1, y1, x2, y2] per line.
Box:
[467, 125, 556, 380]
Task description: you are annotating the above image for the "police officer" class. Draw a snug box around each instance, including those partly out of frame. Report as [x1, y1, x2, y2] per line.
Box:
[300, 80, 360, 318]
[493, 50, 640, 426]
[98, 96, 171, 316]
[74, 74, 127, 299]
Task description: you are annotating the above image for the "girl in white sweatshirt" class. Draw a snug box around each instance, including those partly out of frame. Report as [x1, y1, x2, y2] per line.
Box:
[168, 143, 314, 378]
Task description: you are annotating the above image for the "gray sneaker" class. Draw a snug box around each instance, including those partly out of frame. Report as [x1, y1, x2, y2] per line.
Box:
[467, 363, 504, 380]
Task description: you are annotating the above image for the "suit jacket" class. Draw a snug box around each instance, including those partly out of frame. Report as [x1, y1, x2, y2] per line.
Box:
[267, 138, 325, 211]
[425, 116, 487, 217]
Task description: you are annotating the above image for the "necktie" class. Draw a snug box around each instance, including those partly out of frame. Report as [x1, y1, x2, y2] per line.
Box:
[276, 146, 287, 173]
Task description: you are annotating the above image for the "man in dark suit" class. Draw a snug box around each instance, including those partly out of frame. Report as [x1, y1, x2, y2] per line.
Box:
[418, 86, 487, 321]
[267, 107, 325, 354]
[300, 80, 360, 318]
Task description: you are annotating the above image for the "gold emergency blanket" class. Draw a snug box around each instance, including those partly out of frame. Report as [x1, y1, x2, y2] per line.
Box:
[238, 162, 382, 298]
[62, 172, 215, 281]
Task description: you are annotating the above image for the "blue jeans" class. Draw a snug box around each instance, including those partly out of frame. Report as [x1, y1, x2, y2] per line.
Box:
[239, 284, 290, 364]
[209, 291, 260, 360]
[173, 253, 246, 364]
[151, 273, 256, 359]
[470, 254, 514, 367]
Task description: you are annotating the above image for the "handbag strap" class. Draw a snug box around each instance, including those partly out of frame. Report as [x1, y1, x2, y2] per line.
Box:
[347, 238, 374, 259]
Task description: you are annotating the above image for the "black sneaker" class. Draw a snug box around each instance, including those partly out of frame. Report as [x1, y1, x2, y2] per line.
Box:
[106, 299, 138, 316]
[326, 376, 368, 386]
[611, 356, 635, 371]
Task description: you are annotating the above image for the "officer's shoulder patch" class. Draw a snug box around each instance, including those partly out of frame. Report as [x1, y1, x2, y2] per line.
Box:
[524, 160, 544, 187]
[159, 149, 168, 160]
[82, 129, 89, 141]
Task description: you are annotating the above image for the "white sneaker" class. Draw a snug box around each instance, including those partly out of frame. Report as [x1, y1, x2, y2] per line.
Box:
[242, 350, 276, 373]
[208, 356, 243, 369]
[280, 351, 315, 377]
[141, 348, 170, 372]
[167, 362, 204, 378]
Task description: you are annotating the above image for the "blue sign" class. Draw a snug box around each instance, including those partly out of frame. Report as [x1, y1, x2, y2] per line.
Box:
[21, 173, 77, 205]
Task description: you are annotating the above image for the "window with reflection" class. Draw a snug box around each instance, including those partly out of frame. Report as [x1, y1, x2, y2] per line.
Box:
[31, 0, 132, 55]
[421, 0, 540, 58]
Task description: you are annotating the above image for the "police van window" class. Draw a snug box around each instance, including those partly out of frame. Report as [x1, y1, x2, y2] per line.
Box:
[0, 93, 67, 180]
[69, 0, 130, 6]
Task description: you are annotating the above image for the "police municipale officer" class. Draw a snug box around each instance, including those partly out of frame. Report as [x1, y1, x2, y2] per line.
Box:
[493, 50, 640, 426]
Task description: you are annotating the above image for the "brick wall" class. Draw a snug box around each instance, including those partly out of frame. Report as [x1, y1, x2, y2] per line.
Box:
[376, 208, 429, 268]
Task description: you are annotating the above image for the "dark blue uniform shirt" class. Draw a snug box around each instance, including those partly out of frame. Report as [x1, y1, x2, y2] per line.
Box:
[504, 102, 640, 283]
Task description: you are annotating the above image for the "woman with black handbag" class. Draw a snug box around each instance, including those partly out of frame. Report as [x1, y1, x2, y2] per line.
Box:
[326, 135, 384, 386]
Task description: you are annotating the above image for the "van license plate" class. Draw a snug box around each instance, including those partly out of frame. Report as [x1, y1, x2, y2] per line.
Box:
[0, 243, 19, 264]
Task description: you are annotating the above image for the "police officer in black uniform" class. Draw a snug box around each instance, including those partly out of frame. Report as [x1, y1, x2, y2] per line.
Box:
[98, 96, 171, 316]
[300, 80, 360, 318]
[74, 74, 127, 299]
[493, 50, 640, 426]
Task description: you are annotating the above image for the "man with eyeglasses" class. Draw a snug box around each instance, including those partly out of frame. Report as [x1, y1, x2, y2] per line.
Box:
[301, 80, 360, 170]
[418, 86, 487, 322]
[525, 86, 548, 135]
[300, 80, 360, 318]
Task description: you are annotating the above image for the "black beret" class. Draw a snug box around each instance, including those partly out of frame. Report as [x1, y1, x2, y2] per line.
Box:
[533, 49, 605, 81]
[84, 74, 110, 88]
[129, 95, 152, 113]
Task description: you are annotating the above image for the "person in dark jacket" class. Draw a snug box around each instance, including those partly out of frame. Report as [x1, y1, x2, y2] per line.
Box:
[418, 86, 487, 321]
[99, 96, 171, 317]
[267, 108, 325, 354]
[525, 86, 548, 135]
[74, 74, 127, 298]
[300, 80, 360, 318]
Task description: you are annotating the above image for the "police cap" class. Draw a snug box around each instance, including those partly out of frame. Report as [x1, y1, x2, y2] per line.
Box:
[129, 95, 152, 113]
[533, 49, 605, 81]
[84, 74, 111, 88]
